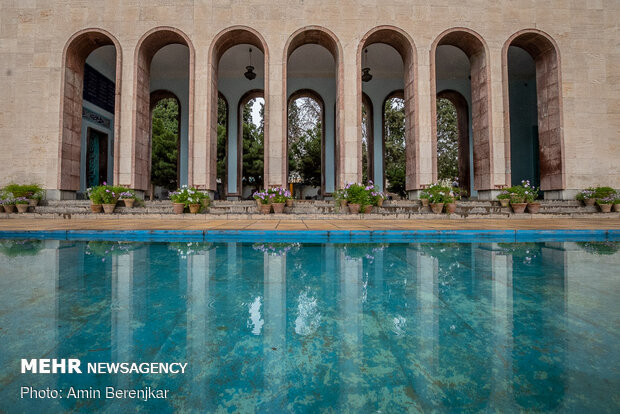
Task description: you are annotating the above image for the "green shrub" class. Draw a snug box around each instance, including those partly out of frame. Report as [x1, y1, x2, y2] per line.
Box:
[4, 184, 44, 199]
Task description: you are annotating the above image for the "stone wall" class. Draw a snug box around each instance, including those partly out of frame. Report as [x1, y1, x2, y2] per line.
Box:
[0, 0, 618, 199]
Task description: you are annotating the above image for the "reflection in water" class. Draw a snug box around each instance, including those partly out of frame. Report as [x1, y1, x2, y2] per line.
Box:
[0, 240, 618, 412]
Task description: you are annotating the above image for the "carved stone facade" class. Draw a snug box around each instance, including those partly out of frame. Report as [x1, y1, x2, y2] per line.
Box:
[0, 0, 617, 199]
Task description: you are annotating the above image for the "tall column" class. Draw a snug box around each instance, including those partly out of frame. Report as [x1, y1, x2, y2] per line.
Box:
[411, 47, 433, 198]
[341, 49, 361, 186]
[267, 41, 285, 188]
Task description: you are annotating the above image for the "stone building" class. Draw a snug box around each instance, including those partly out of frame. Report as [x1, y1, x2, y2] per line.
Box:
[0, 0, 618, 200]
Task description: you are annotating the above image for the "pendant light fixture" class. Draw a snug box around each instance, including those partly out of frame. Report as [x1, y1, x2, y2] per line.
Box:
[244, 47, 256, 80]
[362, 48, 372, 82]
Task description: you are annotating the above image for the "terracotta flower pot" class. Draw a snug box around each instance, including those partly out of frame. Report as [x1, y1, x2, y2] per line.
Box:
[286, 199, 294, 207]
[430, 203, 444, 214]
[189, 203, 201, 214]
[272, 202, 285, 213]
[499, 199, 510, 208]
[102, 204, 116, 214]
[348, 203, 361, 214]
[173, 203, 185, 214]
[260, 203, 271, 214]
[420, 198, 429, 207]
[584, 198, 596, 207]
[377, 198, 384, 207]
[29, 199, 40, 207]
[16, 204, 29, 213]
[363, 205, 373, 214]
[527, 202, 541, 214]
[122, 199, 135, 208]
[4, 204, 15, 213]
[598, 203, 612, 213]
[614, 204, 620, 212]
[201, 198, 210, 208]
[255, 198, 262, 209]
[90, 204, 103, 213]
[511, 202, 527, 214]
[445, 202, 457, 214]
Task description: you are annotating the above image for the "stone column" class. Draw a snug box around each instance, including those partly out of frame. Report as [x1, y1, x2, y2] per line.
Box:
[341, 48, 361, 187]
[267, 40, 285, 188]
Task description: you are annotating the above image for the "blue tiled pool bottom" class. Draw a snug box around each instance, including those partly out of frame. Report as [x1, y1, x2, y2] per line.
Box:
[1, 240, 619, 412]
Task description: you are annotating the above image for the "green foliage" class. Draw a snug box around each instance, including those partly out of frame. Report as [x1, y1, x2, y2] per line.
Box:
[0, 240, 44, 257]
[500, 180, 539, 203]
[436, 98, 459, 182]
[151, 98, 179, 190]
[577, 241, 620, 256]
[169, 186, 208, 207]
[384, 98, 406, 196]
[242, 100, 264, 191]
[217, 97, 228, 186]
[267, 187, 292, 203]
[576, 187, 596, 201]
[288, 98, 322, 188]
[344, 183, 371, 206]
[425, 183, 454, 204]
[4, 183, 44, 199]
[594, 186, 617, 202]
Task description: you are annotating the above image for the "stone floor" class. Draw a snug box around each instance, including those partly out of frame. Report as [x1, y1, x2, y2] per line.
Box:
[1, 217, 619, 231]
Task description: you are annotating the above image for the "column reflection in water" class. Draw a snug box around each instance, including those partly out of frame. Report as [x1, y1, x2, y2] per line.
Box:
[338, 248, 363, 411]
[509, 242, 566, 411]
[185, 245, 216, 409]
[263, 249, 287, 409]
[476, 243, 515, 408]
[407, 244, 438, 407]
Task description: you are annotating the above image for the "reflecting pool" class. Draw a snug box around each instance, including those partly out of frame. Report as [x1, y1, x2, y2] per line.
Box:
[0, 240, 619, 412]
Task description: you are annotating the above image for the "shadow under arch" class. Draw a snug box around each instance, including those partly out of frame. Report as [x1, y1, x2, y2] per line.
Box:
[132, 26, 195, 191]
[59, 28, 122, 193]
[284, 26, 343, 191]
[358, 25, 418, 192]
[431, 27, 493, 192]
[208, 26, 269, 193]
[502, 29, 564, 192]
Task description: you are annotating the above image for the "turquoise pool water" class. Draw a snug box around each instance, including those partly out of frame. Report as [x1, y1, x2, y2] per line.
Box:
[0, 239, 619, 412]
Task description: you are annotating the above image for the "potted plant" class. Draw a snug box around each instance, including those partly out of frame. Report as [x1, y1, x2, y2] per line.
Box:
[497, 190, 511, 208]
[576, 187, 597, 206]
[187, 191, 205, 214]
[100, 185, 119, 214]
[170, 186, 189, 214]
[201, 191, 211, 209]
[4, 184, 44, 207]
[597, 196, 614, 213]
[509, 192, 527, 213]
[87, 186, 104, 213]
[614, 198, 620, 212]
[2, 198, 15, 213]
[345, 183, 370, 214]
[254, 190, 271, 214]
[269, 187, 290, 214]
[426, 182, 452, 214]
[119, 189, 136, 208]
[253, 191, 263, 209]
[523, 180, 541, 213]
[419, 189, 430, 207]
[334, 188, 349, 209]
[14, 196, 29, 213]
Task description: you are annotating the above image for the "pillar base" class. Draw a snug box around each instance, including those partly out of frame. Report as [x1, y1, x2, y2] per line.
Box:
[407, 190, 425, 200]
[543, 189, 578, 200]
[45, 190, 76, 201]
[477, 190, 502, 201]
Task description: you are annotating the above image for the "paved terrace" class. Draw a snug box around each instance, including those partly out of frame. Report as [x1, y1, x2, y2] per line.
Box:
[1, 217, 619, 231]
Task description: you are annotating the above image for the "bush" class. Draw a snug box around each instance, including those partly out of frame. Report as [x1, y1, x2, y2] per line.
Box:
[426, 182, 454, 204]
[3, 184, 44, 199]
[267, 187, 291, 203]
[344, 183, 371, 206]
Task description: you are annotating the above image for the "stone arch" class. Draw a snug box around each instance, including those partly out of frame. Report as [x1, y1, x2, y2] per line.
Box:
[502, 29, 564, 192]
[287, 88, 327, 195]
[237, 89, 265, 196]
[361, 92, 374, 184]
[431, 27, 492, 191]
[437, 89, 470, 195]
[358, 25, 418, 191]
[208, 26, 269, 192]
[284, 26, 343, 191]
[59, 28, 122, 193]
[132, 26, 195, 191]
